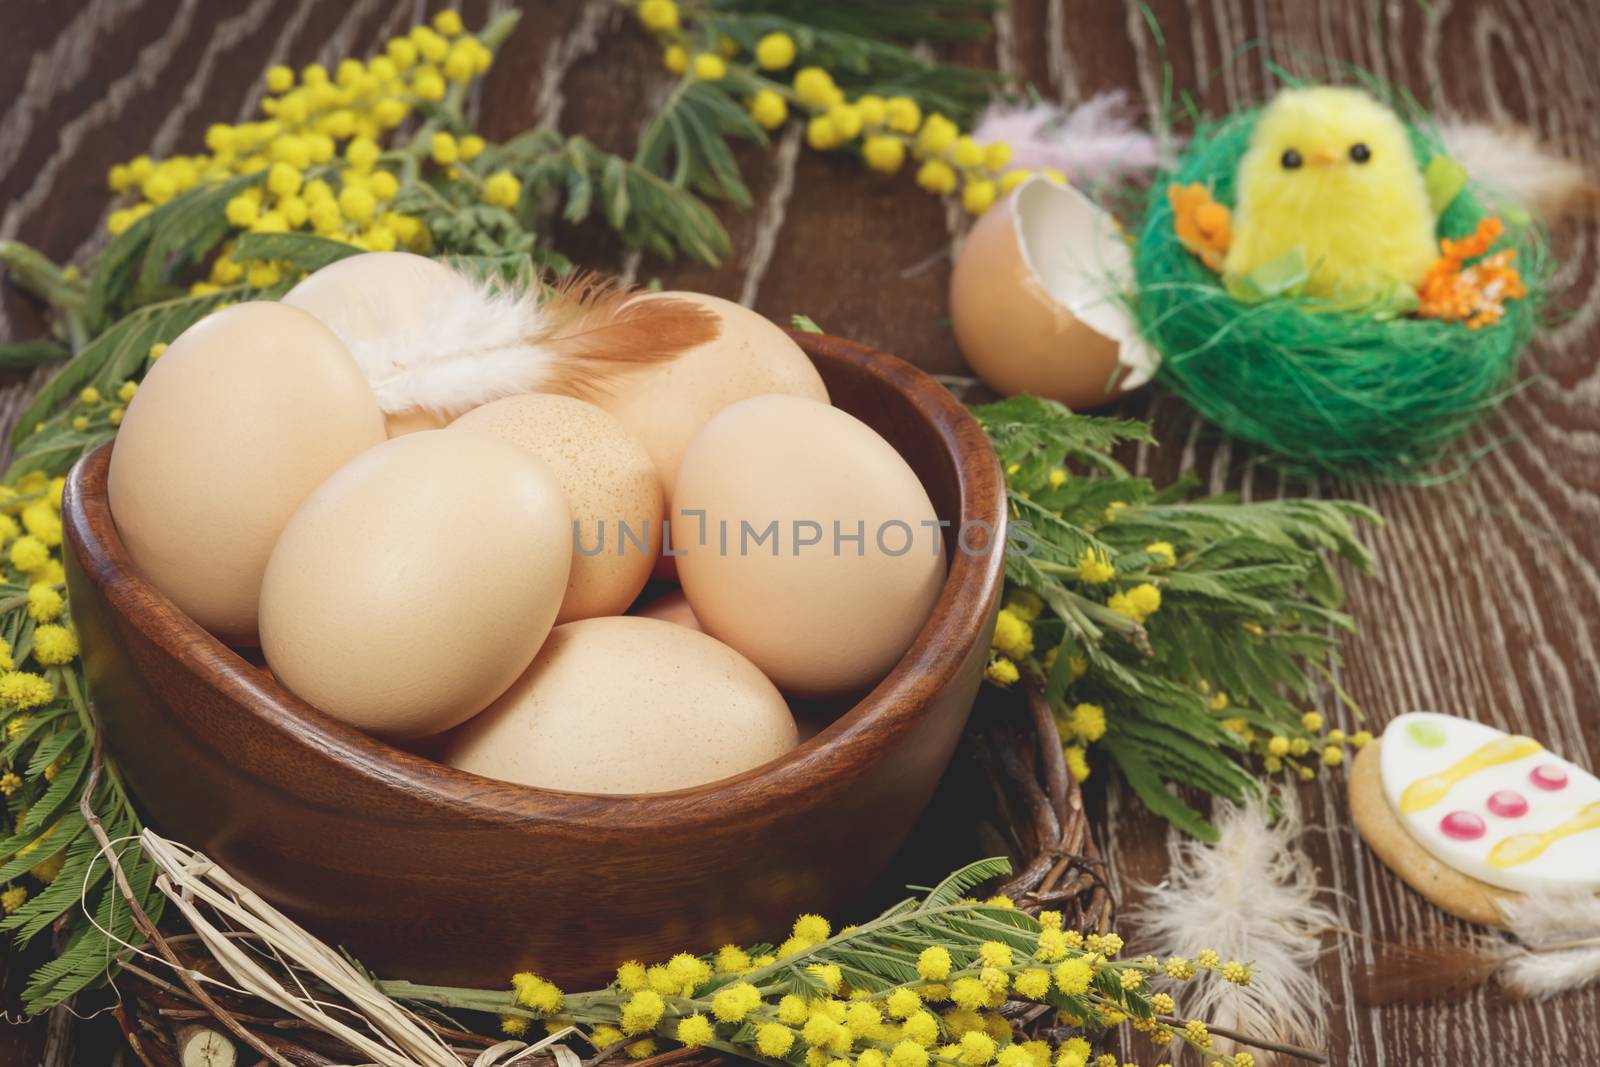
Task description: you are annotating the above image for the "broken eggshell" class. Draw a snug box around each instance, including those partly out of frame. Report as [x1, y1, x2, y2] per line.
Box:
[949, 176, 1157, 409]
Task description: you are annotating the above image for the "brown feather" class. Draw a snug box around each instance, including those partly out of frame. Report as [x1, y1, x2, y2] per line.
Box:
[1353, 939, 1509, 1006]
[533, 271, 722, 397]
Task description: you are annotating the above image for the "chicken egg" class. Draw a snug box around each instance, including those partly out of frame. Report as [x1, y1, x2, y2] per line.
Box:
[452, 394, 662, 622]
[107, 302, 386, 644]
[438, 616, 798, 793]
[258, 430, 571, 739]
[949, 176, 1158, 409]
[674, 395, 945, 697]
[630, 587, 703, 632]
[282, 251, 468, 436]
[382, 408, 449, 437]
[590, 292, 829, 500]
[282, 251, 454, 358]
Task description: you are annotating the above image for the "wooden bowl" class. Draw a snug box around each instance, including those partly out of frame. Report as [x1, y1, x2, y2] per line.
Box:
[61, 331, 1006, 988]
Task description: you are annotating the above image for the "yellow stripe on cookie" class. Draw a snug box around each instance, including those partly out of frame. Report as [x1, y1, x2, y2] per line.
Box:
[1398, 735, 1543, 814]
[1487, 800, 1600, 870]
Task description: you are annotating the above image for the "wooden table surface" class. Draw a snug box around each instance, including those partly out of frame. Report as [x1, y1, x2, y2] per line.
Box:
[4, 0, 1599, 1063]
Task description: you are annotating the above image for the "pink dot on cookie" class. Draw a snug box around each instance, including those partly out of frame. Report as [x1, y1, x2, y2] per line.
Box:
[1486, 790, 1528, 818]
[1440, 811, 1486, 841]
[1530, 764, 1569, 791]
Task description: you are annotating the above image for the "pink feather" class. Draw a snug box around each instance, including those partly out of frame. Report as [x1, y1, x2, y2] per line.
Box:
[972, 92, 1166, 186]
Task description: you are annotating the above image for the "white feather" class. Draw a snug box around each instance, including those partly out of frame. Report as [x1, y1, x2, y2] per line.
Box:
[340, 269, 555, 416]
[1497, 890, 1600, 999]
[1125, 792, 1335, 1054]
[1500, 945, 1600, 1000]
[282, 252, 574, 417]
[285, 254, 719, 419]
[1436, 119, 1597, 221]
[1501, 888, 1600, 944]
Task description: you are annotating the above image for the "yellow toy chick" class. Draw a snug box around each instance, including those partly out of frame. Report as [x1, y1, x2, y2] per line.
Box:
[1224, 87, 1437, 304]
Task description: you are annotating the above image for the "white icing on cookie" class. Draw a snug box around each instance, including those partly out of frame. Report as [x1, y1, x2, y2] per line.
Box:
[1379, 711, 1600, 893]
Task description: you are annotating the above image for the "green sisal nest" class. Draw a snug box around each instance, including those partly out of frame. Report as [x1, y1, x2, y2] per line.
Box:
[1133, 108, 1548, 481]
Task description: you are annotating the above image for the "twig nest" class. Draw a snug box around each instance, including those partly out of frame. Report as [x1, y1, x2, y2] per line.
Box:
[950, 176, 1158, 409]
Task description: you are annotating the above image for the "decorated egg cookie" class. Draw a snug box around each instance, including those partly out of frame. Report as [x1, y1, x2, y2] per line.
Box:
[1380, 712, 1599, 894]
[1351, 710, 1600, 925]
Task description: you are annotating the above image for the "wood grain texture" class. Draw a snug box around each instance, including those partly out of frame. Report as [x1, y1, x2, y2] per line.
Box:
[2, 0, 1598, 1062]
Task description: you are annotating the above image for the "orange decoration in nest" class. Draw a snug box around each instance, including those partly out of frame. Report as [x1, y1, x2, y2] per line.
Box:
[1168, 182, 1231, 271]
[1417, 216, 1527, 329]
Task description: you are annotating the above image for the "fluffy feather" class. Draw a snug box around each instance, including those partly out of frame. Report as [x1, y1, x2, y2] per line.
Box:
[1436, 120, 1599, 222]
[1126, 792, 1335, 1056]
[971, 92, 1164, 186]
[351, 262, 547, 415]
[362, 270, 718, 416]
[531, 273, 722, 398]
[284, 253, 719, 416]
[1356, 890, 1600, 1005]
[1500, 943, 1600, 1000]
[1498, 890, 1600, 1000]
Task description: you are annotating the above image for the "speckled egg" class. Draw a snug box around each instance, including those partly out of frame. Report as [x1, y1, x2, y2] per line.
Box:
[452, 394, 663, 622]
[438, 616, 799, 793]
[630, 587, 703, 632]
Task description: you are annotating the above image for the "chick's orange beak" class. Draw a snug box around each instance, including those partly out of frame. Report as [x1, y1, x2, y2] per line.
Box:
[1307, 147, 1339, 167]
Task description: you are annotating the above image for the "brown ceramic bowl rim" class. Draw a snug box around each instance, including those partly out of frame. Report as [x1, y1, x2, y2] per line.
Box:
[63, 331, 1006, 834]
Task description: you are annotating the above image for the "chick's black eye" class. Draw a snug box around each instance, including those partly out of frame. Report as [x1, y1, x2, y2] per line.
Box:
[1280, 148, 1303, 169]
[1350, 142, 1371, 163]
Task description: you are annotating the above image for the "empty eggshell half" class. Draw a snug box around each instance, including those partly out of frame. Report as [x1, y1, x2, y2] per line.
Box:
[590, 291, 829, 500]
[438, 616, 798, 794]
[259, 430, 572, 740]
[452, 394, 663, 622]
[674, 395, 946, 698]
[950, 176, 1158, 409]
[107, 302, 386, 644]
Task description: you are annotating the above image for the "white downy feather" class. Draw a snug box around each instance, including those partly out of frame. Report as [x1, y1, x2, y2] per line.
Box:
[1497, 890, 1600, 1000]
[1500, 944, 1600, 1000]
[284, 255, 717, 418]
[1436, 119, 1597, 221]
[341, 268, 557, 416]
[1126, 792, 1335, 1057]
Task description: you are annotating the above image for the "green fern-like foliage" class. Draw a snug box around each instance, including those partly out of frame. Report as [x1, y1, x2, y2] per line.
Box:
[0, 670, 165, 1013]
[629, 0, 998, 213]
[973, 396, 1379, 840]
